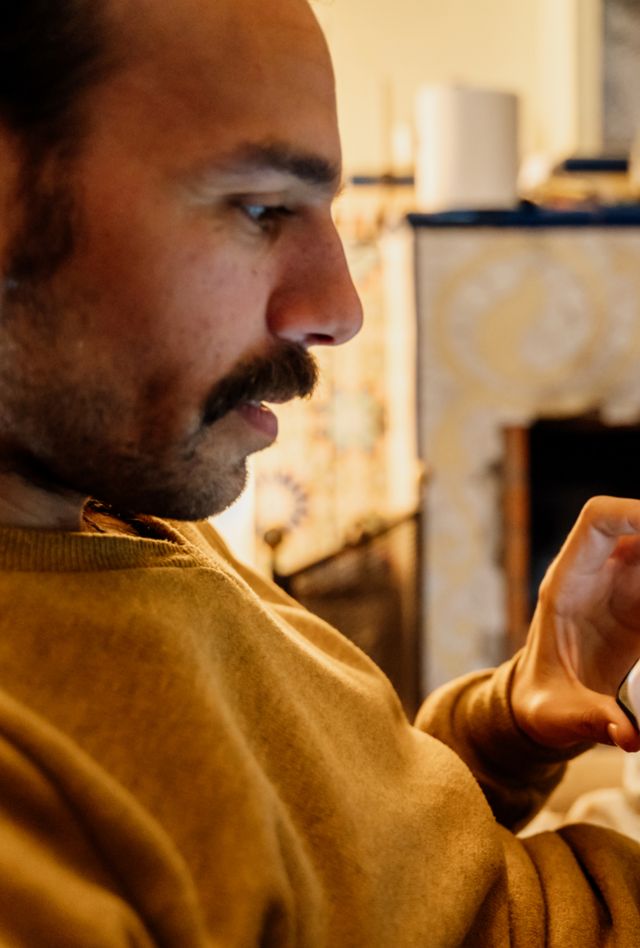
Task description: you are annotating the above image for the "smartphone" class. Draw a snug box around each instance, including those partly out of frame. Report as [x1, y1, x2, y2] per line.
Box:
[617, 658, 640, 730]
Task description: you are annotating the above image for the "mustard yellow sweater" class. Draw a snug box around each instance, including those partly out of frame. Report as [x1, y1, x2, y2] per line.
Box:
[0, 514, 638, 946]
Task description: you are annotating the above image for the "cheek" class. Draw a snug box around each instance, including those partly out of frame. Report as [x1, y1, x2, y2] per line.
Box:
[81, 219, 252, 330]
[72, 167, 275, 378]
[81, 234, 274, 405]
[149, 246, 270, 363]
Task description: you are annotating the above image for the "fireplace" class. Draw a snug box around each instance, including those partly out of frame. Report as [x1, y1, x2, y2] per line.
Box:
[410, 210, 640, 692]
[504, 415, 640, 641]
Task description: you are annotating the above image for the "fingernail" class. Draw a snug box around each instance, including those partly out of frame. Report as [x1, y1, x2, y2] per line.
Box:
[608, 723, 620, 747]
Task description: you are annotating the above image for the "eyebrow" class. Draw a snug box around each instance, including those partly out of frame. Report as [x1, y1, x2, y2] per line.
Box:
[184, 141, 342, 195]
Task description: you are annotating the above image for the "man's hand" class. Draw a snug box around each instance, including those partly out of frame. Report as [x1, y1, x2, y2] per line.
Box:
[511, 496, 640, 753]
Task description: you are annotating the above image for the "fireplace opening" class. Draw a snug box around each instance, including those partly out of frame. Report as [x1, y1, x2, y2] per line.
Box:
[503, 415, 640, 651]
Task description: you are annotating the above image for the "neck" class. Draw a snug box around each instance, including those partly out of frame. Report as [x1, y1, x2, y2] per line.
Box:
[0, 471, 88, 531]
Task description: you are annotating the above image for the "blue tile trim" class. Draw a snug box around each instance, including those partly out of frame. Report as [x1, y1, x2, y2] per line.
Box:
[408, 203, 640, 229]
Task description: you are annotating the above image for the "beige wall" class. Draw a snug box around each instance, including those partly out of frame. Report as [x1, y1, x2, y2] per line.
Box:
[315, 0, 602, 177]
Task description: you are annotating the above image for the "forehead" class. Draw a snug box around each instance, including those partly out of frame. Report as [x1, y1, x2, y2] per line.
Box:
[99, 0, 341, 172]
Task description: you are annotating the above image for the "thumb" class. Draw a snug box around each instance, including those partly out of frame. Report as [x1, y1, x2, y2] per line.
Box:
[607, 715, 640, 753]
[567, 690, 640, 751]
[524, 685, 640, 751]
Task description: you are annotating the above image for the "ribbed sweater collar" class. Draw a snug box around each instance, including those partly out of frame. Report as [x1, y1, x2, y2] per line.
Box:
[0, 516, 213, 573]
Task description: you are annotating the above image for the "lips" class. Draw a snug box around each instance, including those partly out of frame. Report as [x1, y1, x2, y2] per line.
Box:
[235, 400, 279, 439]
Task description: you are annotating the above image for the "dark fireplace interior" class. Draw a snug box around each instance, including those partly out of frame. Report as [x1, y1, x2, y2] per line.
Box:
[502, 415, 640, 652]
[529, 414, 640, 611]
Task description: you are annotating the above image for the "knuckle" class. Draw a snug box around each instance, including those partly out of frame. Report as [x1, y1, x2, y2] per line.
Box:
[579, 495, 604, 521]
[537, 570, 559, 605]
[537, 574, 552, 600]
[580, 494, 615, 523]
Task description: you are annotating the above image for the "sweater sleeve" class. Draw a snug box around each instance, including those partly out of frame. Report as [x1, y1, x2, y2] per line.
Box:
[0, 711, 210, 948]
[415, 652, 590, 831]
[0, 734, 158, 946]
[416, 659, 640, 942]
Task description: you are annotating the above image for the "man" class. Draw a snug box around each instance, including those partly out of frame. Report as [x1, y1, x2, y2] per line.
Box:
[1, 1, 640, 944]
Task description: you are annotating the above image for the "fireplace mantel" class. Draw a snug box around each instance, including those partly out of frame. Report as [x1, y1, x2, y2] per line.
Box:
[411, 208, 640, 692]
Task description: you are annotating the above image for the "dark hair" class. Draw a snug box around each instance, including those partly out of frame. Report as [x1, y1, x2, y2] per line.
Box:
[0, 1, 114, 152]
[0, 2, 118, 287]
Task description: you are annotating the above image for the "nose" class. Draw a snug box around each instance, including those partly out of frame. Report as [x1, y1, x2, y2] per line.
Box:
[266, 220, 363, 348]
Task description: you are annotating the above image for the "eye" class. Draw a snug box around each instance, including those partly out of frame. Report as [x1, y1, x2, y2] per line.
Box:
[236, 202, 295, 232]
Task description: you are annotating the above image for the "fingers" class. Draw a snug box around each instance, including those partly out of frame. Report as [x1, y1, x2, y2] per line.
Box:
[558, 496, 640, 577]
[519, 496, 640, 753]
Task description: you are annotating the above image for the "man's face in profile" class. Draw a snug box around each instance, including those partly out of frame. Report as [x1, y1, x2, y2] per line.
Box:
[0, 0, 362, 521]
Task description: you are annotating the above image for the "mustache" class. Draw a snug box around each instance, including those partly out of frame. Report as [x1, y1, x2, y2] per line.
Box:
[203, 342, 320, 426]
